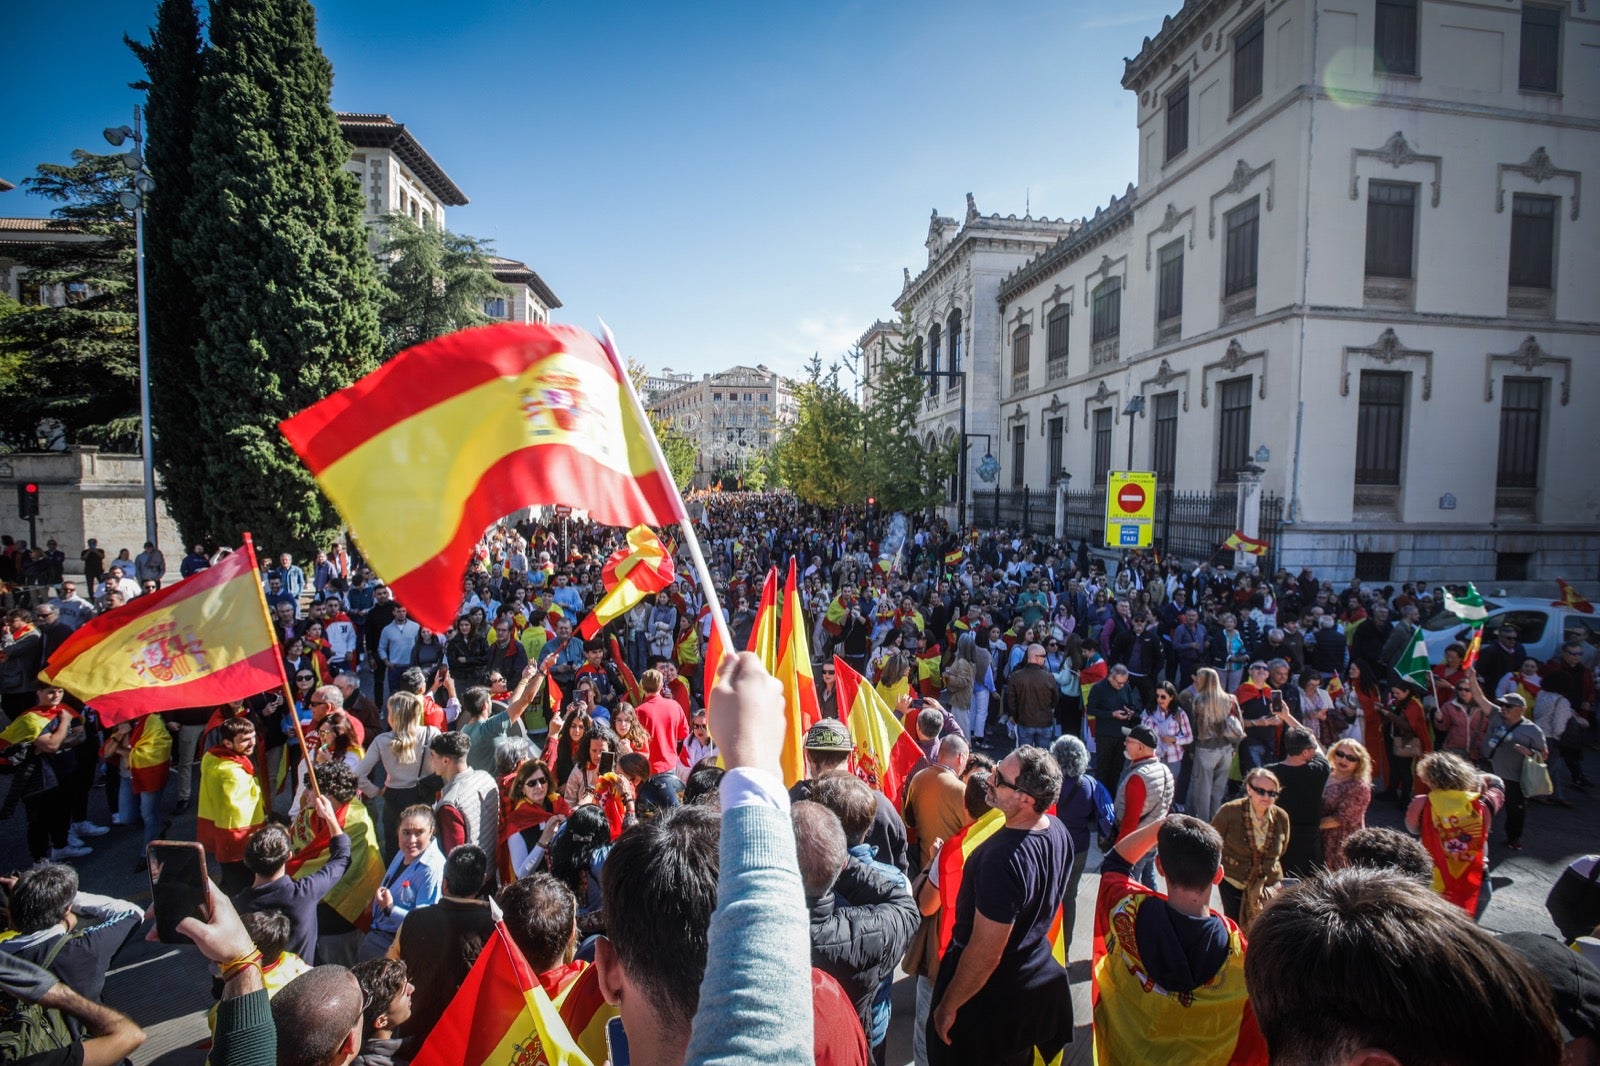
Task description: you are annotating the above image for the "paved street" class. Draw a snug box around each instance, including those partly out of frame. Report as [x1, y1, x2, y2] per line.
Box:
[1, 747, 1594, 1064]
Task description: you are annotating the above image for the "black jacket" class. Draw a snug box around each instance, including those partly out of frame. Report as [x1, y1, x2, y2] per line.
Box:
[807, 859, 919, 1039]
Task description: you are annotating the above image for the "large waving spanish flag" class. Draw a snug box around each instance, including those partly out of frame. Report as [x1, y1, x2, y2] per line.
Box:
[578, 525, 675, 638]
[412, 919, 591, 1066]
[284, 795, 386, 928]
[833, 656, 923, 808]
[280, 323, 680, 634]
[39, 540, 282, 727]
[775, 559, 822, 787]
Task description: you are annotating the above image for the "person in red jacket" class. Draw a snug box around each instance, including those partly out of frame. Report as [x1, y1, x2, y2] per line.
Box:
[633, 668, 690, 776]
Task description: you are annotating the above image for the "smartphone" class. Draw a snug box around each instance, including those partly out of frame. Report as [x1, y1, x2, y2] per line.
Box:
[598, 751, 617, 776]
[148, 840, 210, 944]
[909, 697, 926, 709]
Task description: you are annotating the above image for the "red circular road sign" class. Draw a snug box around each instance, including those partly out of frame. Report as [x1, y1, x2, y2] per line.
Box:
[1116, 483, 1146, 513]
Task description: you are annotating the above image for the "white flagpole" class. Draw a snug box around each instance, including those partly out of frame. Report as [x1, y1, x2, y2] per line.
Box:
[597, 321, 736, 663]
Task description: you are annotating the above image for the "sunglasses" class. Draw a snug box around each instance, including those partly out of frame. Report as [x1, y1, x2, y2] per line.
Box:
[985, 769, 1020, 794]
[524, 777, 549, 787]
[1248, 784, 1280, 799]
[1333, 751, 1356, 763]
[296, 674, 314, 682]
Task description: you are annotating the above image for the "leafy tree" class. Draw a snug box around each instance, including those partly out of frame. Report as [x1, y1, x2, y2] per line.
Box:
[861, 314, 954, 511]
[128, 0, 205, 539]
[176, 0, 385, 552]
[774, 355, 865, 508]
[374, 213, 507, 358]
[0, 151, 140, 451]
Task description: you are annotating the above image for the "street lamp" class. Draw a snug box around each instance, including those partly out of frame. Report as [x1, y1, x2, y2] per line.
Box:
[105, 109, 157, 548]
[1121, 395, 1145, 470]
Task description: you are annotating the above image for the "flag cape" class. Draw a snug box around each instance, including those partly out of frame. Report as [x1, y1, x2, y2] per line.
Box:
[1555, 578, 1596, 614]
[127, 714, 172, 795]
[748, 568, 780, 671]
[1222, 531, 1268, 556]
[775, 560, 821, 787]
[196, 748, 266, 864]
[1419, 789, 1488, 913]
[822, 595, 848, 638]
[916, 644, 943, 698]
[554, 959, 615, 1066]
[578, 526, 674, 638]
[936, 807, 1006, 953]
[0, 706, 77, 762]
[39, 542, 282, 726]
[412, 920, 592, 1066]
[279, 323, 680, 634]
[1442, 584, 1488, 624]
[285, 796, 386, 927]
[1393, 627, 1432, 686]
[833, 657, 923, 808]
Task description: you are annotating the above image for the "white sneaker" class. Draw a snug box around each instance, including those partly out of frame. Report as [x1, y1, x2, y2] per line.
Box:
[50, 844, 93, 860]
[72, 821, 110, 837]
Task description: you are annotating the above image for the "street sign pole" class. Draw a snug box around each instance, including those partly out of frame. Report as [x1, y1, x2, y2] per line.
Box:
[1104, 470, 1156, 550]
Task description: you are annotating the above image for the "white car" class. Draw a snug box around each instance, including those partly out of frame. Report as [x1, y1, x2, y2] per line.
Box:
[1420, 595, 1600, 666]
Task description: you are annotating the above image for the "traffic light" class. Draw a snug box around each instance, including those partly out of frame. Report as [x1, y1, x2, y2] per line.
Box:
[17, 482, 39, 519]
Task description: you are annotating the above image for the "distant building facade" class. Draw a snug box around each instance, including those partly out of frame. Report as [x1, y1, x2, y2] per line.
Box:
[649, 365, 798, 487]
[486, 256, 561, 326]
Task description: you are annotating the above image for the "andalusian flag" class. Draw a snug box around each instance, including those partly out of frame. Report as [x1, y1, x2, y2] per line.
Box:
[38, 540, 282, 726]
[833, 657, 924, 808]
[578, 525, 675, 638]
[747, 567, 780, 671]
[1222, 530, 1269, 556]
[1394, 627, 1432, 688]
[284, 796, 386, 928]
[1554, 578, 1596, 614]
[775, 559, 822, 786]
[1443, 584, 1488, 624]
[412, 920, 591, 1066]
[280, 323, 680, 634]
[127, 714, 172, 795]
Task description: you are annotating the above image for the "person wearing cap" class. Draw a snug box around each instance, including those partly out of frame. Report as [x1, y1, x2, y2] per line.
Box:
[1114, 724, 1175, 890]
[792, 718, 909, 876]
[1499, 930, 1600, 1063]
[1480, 691, 1548, 851]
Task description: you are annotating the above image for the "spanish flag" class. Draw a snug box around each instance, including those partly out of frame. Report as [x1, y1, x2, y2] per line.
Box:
[1222, 530, 1269, 556]
[284, 795, 386, 928]
[833, 657, 924, 808]
[822, 595, 849, 638]
[39, 540, 282, 727]
[0, 705, 78, 764]
[1554, 578, 1596, 614]
[280, 323, 680, 634]
[916, 643, 943, 698]
[776, 559, 822, 787]
[748, 567, 780, 671]
[578, 525, 675, 638]
[554, 966, 614, 1066]
[944, 548, 964, 567]
[607, 635, 642, 705]
[936, 807, 1006, 953]
[412, 920, 592, 1066]
[197, 747, 266, 864]
[127, 714, 172, 795]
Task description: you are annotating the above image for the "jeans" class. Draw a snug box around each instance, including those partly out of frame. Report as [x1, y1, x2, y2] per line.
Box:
[117, 777, 165, 851]
[971, 689, 992, 743]
[1017, 725, 1056, 750]
[1240, 739, 1270, 776]
[1130, 850, 1159, 890]
[1189, 744, 1234, 822]
[913, 975, 933, 1066]
[173, 723, 205, 801]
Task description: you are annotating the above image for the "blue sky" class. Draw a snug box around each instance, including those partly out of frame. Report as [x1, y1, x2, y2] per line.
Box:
[1, 0, 1165, 380]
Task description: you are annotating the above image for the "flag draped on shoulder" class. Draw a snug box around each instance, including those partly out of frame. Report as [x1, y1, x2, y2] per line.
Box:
[412, 920, 591, 1066]
[833, 656, 924, 808]
[127, 714, 172, 794]
[279, 323, 681, 634]
[39, 541, 281, 727]
[936, 807, 1006, 953]
[285, 797, 385, 928]
[1222, 530, 1269, 556]
[775, 559, 821, 787]
[578, 525, 674, 638]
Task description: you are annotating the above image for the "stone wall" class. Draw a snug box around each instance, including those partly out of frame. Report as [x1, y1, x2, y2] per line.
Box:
[0, 447, 180, 569]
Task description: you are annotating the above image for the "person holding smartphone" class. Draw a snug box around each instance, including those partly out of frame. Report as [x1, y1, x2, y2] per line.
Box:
[561, 722, 621, 807]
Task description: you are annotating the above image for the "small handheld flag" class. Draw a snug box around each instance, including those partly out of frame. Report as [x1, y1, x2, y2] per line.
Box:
[1222, 530, 1269, 556]
[1554, 579, 1596, 614]
[578, 525, 674, 638]
[1443, 584, 1488, 624]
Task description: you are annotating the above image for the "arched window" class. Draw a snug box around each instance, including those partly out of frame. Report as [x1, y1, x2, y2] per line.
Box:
[946, 309, 963, 374]
[927, 324, 942, 397]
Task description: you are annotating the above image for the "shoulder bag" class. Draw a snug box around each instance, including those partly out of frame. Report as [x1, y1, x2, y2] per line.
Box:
[1521, 752, 1554, 798]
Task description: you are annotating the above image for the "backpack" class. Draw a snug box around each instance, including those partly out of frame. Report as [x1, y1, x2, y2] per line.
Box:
[0, 934, 78, 1060]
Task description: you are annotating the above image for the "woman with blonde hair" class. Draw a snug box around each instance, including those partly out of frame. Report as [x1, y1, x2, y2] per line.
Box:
[355, 691, 440, 861]
[1212, 766, 1290, 930]
[1187, 667, 1244, 821]
[875, 652, 912, 708]
[1318, 738, 1373, 870]
[1405, 751, 1505, 917]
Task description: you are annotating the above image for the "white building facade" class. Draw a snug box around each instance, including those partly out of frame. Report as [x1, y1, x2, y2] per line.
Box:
[908, 0, 1597, 584]
[649, 365, 798, 487]
[339, 113, 468, 229]
[487, 256, 561, 326]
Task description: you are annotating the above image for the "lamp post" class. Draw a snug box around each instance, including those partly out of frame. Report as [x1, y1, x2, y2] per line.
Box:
[1121, 394, 1145, 471]
[104, 109, 157, 548]
[915, 367, 969, 528]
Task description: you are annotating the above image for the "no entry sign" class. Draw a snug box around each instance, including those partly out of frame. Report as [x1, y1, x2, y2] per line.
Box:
[1116, 482, 1146, 513]
[1104, 471, 1156, 549]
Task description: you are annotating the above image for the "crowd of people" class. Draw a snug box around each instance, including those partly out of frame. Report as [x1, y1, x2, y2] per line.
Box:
[0, 492, 1596, 1065]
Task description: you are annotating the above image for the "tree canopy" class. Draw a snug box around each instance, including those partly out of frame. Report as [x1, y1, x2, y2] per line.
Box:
[374, 213, 507, 359]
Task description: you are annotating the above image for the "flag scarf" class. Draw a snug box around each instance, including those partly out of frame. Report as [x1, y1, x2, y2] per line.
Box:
[279, 323, 680, 634]
[776, 560, 822, 786]
[833, 657, 925, 808]
[127, 714, 172, 795]
[411, 920, 592, 1066]
[553, 966, 614, 1066]
[197, 748, 266, 864]
[1555, 578, 1596, 614]
[39, 542, 282, 727]
[936, 807, 1006, 953]
[1222, 531, 1268, 556]
[1442, 584, 1488, 624]
[1419, 789, 1489, 913]
[284, 796, 386, 927]
[822, 595, 849, 638]
[748, 568, 780, 671]
[1393, 627, 1432, 687]
[578, 526, 674, 638]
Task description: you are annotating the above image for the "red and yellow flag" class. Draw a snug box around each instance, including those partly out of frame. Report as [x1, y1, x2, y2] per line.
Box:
[936, 806, 1006, 953]
[822, 595, 849, 638]
[578, 525, 675, 638]
[607, 635, 642, 705]
[284, 797, 386, 928]
[748, 567, 780, 671]
[833, 656, 924, 808]
[776, 559, 821, 787]
[554, 961, 615, 1065]
[197, 748, 266, 864]
[1461, 628, 1484, 673]
[39, 541, 282, 727]
[1223, 530, 1269, 556]
[1554, 578, 1596, 614]
[412, 920, 592, 1066]
[127, 714, 172, 795]
[280, 323, 680, 633]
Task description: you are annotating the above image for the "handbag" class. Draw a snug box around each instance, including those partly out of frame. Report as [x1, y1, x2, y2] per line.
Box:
[1222, 712, 1247, 743]
[1392, 733, 1424, 759]
[1521, 753, 1554, 799]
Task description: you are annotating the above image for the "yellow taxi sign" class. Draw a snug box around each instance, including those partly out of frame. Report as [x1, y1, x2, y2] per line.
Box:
[1104, 470, 1156, 549]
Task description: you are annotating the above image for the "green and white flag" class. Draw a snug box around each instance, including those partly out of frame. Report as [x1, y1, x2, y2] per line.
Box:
[1443, 584, 1488, 624]
[1394, 626, 1433, 688]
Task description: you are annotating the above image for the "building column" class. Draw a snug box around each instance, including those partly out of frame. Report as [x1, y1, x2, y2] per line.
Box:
[1236, 464, 1264, 574]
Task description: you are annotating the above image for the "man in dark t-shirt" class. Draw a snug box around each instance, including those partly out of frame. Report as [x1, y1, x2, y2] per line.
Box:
[928, 746, 1074, 1066]
[1265, 726, 1330, 878]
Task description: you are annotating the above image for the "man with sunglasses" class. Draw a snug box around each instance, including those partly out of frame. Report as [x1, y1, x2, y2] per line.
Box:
[927, 746, 1073, 1066]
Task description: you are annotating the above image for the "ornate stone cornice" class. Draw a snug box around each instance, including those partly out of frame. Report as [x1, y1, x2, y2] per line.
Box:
[1496, 147, 1581, 220]
[1485, 335, 1571, 405]
[1200, 338, 1267, 406]
[1083, 253, 1129, 307]
[1145, 202, 1196, 269]
[1208, 159, 1274, 238]
[1038, 392, 1068, 435]
[1350, 131, 1442, 206]
[1122, 0, 1229, 92]
[998, 190, 1134, 305]
[1341, 328, 1432, 400]
[1082, 379, 1123, 429]
[1139, 357, 1192, 412]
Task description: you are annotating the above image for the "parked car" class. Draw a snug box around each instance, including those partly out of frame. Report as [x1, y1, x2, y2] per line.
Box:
[1421, 595, 1600, 666]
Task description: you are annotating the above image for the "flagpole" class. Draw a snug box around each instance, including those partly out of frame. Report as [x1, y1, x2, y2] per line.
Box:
[597, 322, 736, 663]
[242, 533, 322, 801]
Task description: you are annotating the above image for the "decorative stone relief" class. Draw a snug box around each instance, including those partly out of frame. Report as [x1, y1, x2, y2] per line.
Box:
[1349, 131, 1443, 206]
[1340, 328, 1433, 400]
[1082, 253, 1128, 306]
[1038, 393, 1068, 434]
[966, 193, 980, 224]
[1485, 336, 1571, 405]
[1496, 148, 1581, 220]
[1208, 159, 1275, 237]
[1082, 379, 1123, 429]
[1140, 358, 1192, 412]
[1200, 339, 1268, 406]
[1145, 202, 1197, 268]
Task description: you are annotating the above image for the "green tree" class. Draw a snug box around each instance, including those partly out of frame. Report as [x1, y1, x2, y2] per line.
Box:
[0, 151, 140, 451]
[860, 315, 954, 511]
[177, 0, 385, 552]
[374, 213, 507, 358]
[128, 0, 206, 538]
[774, 355, 865, 508]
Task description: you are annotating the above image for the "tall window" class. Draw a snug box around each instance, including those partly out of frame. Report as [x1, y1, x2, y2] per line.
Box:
[1497, 378, 1545, 488]
[1092, 408, 1113, 485]
[1232, 13, 1265, 112]
[1047, 417, 1065, 484]
[1012, 435, 1026, 489]
[1365, 181, 1416, 278]
[1374, 0, 1418, 76]
[1151, 391, 1179, 484]
[1012, 326, 1031, 389]
[1157, 240, 1184, 329]
[913, 337, 923, 378]
[1355, 371, 1406, 485]
[1509, 194, 1556, 290]
[1091, 278, 1121, 345]
[1164, 82, 1189, 162]
[927, 323, 942, 397]
[485, 296, 507, 318]
[1046, 305, 1070, 379]
[1520, 6, 1561, 93]
[1224, 198, 1260, 296]
[946, 309, 962, 374]
[1216, 377, 1252, 482]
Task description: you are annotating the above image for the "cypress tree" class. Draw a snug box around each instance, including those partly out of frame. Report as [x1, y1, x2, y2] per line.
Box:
[127, 0, 206, 542]
[180, 0, 383, 553]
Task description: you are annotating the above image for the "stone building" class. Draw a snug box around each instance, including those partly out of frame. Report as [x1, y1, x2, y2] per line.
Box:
[486, 256, 561, 326]
[648, 365, 798, 487]
[339, 112, 469, 230]
[890, 0, 1599, 584]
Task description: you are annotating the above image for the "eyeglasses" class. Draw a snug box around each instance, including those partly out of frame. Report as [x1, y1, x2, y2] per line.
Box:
[1250, 666, 1269, 673]
[1248, 784, 1280, 799]
[524, 777, 549, 788]
[309, 698, 327, 707]
[985, 769, 1020, 794]
[296, 674, 314, 681]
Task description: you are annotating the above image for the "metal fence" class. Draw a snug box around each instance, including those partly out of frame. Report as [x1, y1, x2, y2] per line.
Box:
[976, 485, 1286, 571]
